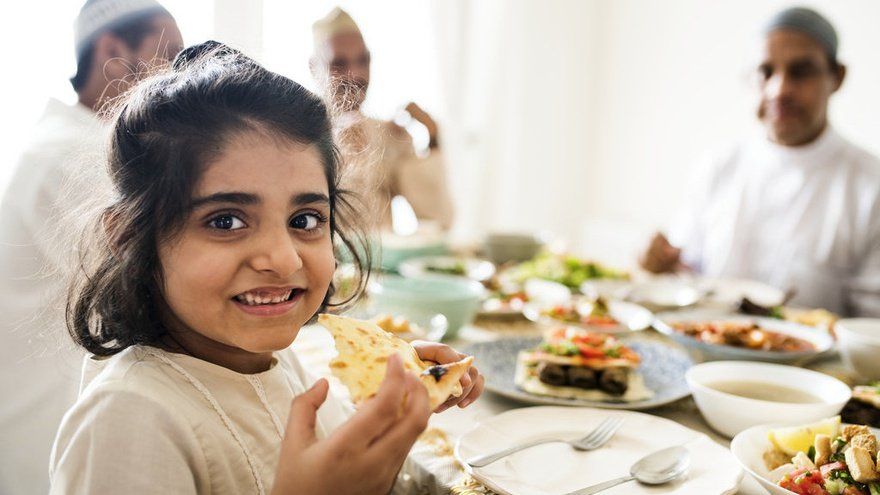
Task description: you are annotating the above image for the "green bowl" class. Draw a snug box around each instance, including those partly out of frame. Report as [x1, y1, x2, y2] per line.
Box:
[336, 237, 449, 273]
[378, 241, 448, 273]
[368, 275, 485, 340]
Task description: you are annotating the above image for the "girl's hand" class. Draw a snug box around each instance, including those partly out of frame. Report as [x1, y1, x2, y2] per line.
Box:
[411, 341, 484, 413]
[271, 354, 430, 495]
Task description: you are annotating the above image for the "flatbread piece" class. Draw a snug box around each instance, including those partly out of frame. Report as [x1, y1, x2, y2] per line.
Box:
[318, 314, 473, 409]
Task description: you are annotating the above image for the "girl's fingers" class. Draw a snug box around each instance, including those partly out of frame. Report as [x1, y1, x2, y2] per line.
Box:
[434, 395, 457, 413]
[459, 373, 485, 408]
[459, 368, 473, 389]
[454, 375, 476, 407]
[437, 371, 473, 413]
[434, 363, 478, 413]
[369, 370, 430, 457]
[412, 341, 466, 365]
[282, 379, 329, 449]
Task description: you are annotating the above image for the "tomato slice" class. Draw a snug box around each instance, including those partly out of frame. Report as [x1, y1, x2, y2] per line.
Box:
[779, 469, 829, 495]
[577, 343, 606, 359]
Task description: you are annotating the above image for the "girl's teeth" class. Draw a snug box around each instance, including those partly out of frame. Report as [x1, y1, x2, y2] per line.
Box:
[237, 290, 295, 306]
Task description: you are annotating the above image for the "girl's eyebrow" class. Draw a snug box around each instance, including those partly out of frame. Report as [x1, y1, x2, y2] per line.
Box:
[190, 192, 258, 209]
[292, 192, 330, 206]
[189, 191, 329, 209]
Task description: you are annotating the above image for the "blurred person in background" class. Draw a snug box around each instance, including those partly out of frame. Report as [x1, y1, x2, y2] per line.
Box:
[640, 6, 880, 317]
[310, 7, 454, 232]
[0, 1, 182, 492]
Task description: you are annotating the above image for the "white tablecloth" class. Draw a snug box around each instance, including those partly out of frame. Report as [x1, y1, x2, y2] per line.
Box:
[291, 323, 775, 494]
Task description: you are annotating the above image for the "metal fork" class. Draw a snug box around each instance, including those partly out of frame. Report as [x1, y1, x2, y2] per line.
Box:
[465, 417, 624, 468]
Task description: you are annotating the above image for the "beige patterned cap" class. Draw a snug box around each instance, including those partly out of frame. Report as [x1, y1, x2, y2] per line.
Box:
[312, 7, 362, 48]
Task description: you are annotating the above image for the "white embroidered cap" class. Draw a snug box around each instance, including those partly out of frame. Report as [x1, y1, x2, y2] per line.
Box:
[73, 0, 169, 59]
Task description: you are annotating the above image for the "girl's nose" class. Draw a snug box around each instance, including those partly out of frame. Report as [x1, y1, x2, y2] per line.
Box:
[249, 227, 304, 278]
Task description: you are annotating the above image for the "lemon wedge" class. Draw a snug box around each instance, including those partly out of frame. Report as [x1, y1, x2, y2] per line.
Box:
[768, 416, 841, 456]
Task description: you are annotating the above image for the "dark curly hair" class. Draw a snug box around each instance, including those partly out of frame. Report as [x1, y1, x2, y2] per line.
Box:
[68, 41, 371, 356]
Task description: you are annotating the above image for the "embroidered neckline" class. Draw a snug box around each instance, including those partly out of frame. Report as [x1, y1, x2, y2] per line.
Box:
[145, 348, 267, 495]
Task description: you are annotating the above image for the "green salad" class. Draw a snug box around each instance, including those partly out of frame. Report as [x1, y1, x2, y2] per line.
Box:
[507, 251, 628, 289]
[424, 260, 468, 276]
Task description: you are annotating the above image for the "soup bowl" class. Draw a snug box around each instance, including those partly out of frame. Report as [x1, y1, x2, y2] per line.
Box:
[686, 361, 850, 438]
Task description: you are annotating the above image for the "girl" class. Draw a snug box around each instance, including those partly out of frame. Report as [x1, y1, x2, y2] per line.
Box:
[50, 41, 483, 494]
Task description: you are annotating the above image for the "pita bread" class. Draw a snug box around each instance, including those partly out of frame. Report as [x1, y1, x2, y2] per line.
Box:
[318, 314, 473, 409]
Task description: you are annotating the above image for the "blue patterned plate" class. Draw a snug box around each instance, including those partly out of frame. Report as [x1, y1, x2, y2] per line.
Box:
[461, 337, 693, 410]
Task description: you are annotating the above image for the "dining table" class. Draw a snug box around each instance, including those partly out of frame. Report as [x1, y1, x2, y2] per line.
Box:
[292, 311, 852, 495]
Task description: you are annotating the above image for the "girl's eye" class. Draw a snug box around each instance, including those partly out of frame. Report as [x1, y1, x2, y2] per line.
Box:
[208, 214, 246, 231]
[290, 212, 324, 231]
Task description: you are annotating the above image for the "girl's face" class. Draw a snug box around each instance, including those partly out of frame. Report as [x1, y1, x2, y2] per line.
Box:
[158, 132, 336, 365]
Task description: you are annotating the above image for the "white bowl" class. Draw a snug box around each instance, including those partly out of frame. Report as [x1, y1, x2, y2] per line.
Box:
[686, 361, 850, 438]
[836, 318, 880, 380]
[484, 233, 543, 264]
[701, 277, 786, 308]
[731, 423, 880, 495]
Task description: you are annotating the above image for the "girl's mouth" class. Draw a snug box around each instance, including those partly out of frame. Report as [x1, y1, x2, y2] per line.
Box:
[232, 287, 305, 316]
[233, 288, 301, 306]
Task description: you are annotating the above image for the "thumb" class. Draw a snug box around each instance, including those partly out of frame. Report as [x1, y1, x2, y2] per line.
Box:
[282, 378, 329, 449]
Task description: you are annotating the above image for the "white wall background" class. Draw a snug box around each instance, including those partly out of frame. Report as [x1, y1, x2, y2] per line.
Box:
[431, 0, 880, 264]
[2, 0, 878, 265]
[582, 0, 880, 263]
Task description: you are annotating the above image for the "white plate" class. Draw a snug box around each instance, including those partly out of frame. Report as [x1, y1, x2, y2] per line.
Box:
[477, 298, 523, 319]
[524, 278, 572, 305]
[702, 278, 786, 308]
[479, 299, 528, 318]
[524, 299, 654, 334]
[654, 310, 834, 363]
[730, 423, 880, 495]
[580, 279, 633, 300]
[626, 280, 704, 310]
[398, 255, 496, 282]
[455, 406, 743, 495]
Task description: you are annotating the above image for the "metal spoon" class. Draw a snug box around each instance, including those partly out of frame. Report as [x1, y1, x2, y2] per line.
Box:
[564, 445, 690, 495]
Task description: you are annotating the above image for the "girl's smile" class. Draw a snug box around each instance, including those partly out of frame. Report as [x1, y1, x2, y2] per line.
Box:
[232, 286, 307, 316]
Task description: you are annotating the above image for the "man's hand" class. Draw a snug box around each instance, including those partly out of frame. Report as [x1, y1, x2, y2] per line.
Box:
[639, 232, 685, 274]
[404, 102, 439, 147]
